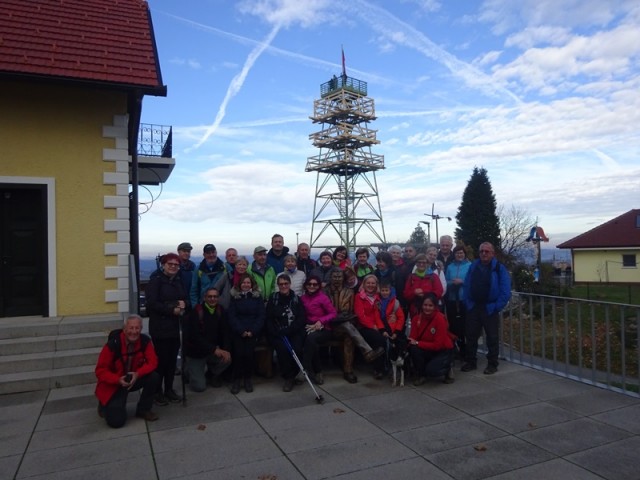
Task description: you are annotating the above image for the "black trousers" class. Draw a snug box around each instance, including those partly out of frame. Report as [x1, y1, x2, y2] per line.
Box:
[409, 347, 453, 378]
[153, 337, 180, 394]
[358, 327, 386, 371]
[272, 333, 304, 380]
[231, 335, 258, 379]
[465, 305, 500, 367]
[102, 371, 160, 428]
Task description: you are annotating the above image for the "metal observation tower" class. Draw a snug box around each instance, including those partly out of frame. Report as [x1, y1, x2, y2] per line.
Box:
[306, 71, 386, 251]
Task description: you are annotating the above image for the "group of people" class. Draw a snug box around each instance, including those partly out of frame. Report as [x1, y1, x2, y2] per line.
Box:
[95, 234, 511, 428]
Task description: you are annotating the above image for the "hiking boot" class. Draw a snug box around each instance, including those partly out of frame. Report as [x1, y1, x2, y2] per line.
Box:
[373, 370, 384, 380]
[364, 346, 385, 363]
[413, 376, 427, 386]
[207, 375, 223, 388]
[461, 362, 477, 372]
[244, 378, 254, 393]
[230, 381, 241, 394]
[343, 371, 358, 384]
[154, 393, 169, 406]
[443, 367, 455, 384]
[484, 364, 498, 375]
[136, 410, 159, 422]
[283, 378, 295, 392]
[311, 372, 324, 385]
[164, 390, 182, 403]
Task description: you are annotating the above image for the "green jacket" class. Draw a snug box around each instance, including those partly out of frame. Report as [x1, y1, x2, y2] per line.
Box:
[248, 262, 276, 300]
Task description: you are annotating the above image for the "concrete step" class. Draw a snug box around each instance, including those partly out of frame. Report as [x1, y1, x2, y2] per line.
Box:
[0, 347, 102, 374]
[0, 314, 123, 340]
[0, 332, 109, 355]
[0, 365, 96, 395]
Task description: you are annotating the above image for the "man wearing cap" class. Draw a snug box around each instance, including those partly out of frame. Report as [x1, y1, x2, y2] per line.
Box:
[177, 242, 196, 299]
[190, 244, 226, 307]
[266, 234, 289, 274]
[249, 246, 276, 300]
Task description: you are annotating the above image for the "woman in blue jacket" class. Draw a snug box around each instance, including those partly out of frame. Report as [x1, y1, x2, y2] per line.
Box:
[445, 246, 471, 357]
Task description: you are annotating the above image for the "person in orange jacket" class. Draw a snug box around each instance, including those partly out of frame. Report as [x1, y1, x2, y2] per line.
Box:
[95, 314, 160, 428]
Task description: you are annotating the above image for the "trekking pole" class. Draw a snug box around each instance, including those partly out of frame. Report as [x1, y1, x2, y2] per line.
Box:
[282, 336, 324, 404]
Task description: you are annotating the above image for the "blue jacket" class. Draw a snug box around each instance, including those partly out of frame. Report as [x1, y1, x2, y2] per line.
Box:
[463, 258, 511, 315]
[190, 258, 226, 307]
[445, 259, 471, 301]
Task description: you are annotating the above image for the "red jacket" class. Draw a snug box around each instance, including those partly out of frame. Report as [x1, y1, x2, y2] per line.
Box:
[354, 291, 384, 330]
[381, 297, 405, 334]
[403, 271, 444, 316]
[94, 331, 158, 405]
[409, 310, 453, 351]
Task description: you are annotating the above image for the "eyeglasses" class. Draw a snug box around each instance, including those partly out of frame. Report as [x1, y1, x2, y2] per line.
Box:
[277, 282, 290, 286]
[307, 282, 319, 287]
[479, 250, 492, 254]
[205, 295, 219, 298]
[166, 263, 180, 267]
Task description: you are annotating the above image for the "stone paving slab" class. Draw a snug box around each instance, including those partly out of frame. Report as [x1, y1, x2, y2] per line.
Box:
[393, 416, 508, 455]
[16, 434, 152, 478]
[483, 458, 604, 480]
[286, 433, 417, 480]
[516, 417, 632, 456]
[426, 435, 555, 480]
[4, 361, 640, 480]
[476, 401, 581, 434]
[564, 435, 640, 480]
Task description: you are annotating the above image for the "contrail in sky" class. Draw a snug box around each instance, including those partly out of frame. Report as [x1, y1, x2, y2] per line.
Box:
[190, 24, 281, 150]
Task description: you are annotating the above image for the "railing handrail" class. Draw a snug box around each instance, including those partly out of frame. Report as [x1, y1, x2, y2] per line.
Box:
[138, 123, 172, 158]
[513, 290, 639, 308]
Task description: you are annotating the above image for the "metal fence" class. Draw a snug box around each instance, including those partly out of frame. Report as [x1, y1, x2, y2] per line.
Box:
[501, 292, 640, 397]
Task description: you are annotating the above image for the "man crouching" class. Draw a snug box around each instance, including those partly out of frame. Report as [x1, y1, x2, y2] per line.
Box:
[95, 314, 160, 427]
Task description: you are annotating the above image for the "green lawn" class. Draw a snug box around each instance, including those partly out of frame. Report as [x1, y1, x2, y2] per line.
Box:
[568, 283, 640, 305]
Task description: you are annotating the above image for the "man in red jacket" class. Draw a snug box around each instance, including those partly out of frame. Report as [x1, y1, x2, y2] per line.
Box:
[95, 315, 160, 428]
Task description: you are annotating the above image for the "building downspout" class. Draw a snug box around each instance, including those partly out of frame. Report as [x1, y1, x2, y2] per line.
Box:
[128, 92, 143, 309]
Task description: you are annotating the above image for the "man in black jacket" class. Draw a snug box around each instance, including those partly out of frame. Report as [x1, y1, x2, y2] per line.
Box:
[183, 287, 232, 391]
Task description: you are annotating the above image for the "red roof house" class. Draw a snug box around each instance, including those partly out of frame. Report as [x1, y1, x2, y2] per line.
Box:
[0, 0, 170, 318]
[558, 210, 640, 283]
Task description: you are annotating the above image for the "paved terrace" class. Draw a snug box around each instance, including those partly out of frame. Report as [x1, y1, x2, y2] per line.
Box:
[2, 361, 639, 480]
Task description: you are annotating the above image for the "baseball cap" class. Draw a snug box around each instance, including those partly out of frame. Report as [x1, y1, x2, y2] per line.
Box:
[254, 246, 268, 254]
[203, 244, 217, 253]
[177, 242, 193, 251]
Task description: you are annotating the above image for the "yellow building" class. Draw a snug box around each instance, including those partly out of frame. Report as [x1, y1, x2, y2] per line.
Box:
[558, 209, 640, 284]
[0, 0, 171, 317]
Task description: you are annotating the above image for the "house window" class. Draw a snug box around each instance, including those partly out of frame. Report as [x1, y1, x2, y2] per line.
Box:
[622, 254, 636, 268]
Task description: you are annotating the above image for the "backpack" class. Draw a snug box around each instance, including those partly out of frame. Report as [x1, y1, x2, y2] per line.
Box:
[107, 329, 151, 363]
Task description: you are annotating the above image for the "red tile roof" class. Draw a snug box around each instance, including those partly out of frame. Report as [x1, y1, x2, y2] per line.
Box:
[557, 209, 640, 249]
[0, 0, 164, 94]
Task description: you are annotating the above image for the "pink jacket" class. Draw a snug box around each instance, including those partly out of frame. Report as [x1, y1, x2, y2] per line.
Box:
[301, 290, 337, 329]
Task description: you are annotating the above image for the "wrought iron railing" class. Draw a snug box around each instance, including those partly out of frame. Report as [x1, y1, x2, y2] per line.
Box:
[137, 123, 172, 157]
[500, 292, 640, 397]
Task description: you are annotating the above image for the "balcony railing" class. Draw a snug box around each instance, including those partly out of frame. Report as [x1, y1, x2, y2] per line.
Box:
[500, 292, 640, 397]
[138, 123, 172, 158]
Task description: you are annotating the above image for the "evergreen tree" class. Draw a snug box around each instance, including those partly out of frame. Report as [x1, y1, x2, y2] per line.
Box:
[455, 167, 501, 254]
[408, 223, 428, 250]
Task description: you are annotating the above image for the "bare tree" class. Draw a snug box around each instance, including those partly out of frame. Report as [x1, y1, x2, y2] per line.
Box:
[498, 204, 535, 266]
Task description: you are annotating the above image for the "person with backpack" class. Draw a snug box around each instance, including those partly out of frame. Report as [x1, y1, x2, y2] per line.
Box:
[95, 315, 160, 428]
[461, 242, 512, 375]
[190, 244, 226, 307]
[183, 287, 232, 392]
[403, 253, 444, 319]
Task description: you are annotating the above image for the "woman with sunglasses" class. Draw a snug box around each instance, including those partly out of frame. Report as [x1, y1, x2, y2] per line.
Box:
[145, 252, 187, 405]
[266, 274, 306, 392]
[300, 274, 337, 384]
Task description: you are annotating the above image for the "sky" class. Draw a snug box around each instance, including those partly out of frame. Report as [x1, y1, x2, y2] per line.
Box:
[139, 0, 640, 259]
